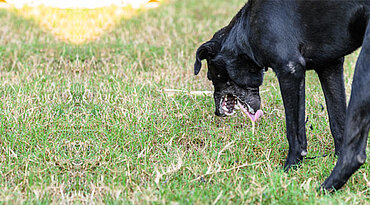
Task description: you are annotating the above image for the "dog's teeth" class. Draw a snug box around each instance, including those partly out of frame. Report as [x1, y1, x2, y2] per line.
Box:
[225, 111, 234, 116]
[222, 106, 228, 111]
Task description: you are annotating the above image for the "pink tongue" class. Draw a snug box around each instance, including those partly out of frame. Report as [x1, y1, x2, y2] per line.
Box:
[246, 109, 263, 122]
[237, 101, 263, 122]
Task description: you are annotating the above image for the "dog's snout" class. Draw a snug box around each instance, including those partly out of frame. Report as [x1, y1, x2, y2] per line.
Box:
[249, 100, 261, 112]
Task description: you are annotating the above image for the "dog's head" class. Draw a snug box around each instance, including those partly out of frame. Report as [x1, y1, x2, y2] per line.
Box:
[194, 39, 264, 118]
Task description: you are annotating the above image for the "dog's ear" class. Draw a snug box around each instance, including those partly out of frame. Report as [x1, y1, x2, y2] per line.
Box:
[194, 41, 220, 75]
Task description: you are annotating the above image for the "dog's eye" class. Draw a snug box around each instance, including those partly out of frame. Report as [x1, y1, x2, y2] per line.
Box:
[217, 74, 221, 78]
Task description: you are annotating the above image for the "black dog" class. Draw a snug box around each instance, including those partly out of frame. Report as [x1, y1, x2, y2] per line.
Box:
[194, 0, 369, 191]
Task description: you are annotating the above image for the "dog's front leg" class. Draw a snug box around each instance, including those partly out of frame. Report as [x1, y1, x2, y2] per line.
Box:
[275, 60, 307, 171]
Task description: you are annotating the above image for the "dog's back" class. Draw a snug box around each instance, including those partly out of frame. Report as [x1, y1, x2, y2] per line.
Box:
[297, 1, 369, 64]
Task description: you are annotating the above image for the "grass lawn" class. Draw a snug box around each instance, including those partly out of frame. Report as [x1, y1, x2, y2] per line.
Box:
[0, 0, 369, 203]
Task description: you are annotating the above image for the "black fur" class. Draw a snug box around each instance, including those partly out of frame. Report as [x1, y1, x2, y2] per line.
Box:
[194, 0, 370, 191]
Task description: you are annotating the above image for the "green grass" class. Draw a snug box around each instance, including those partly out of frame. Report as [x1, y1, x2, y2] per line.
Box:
[0, 0, 369, 203]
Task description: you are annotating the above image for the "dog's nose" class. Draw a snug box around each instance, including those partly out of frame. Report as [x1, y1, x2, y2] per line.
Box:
[250, 103, 261, 113]
[248, 98, 261, 112]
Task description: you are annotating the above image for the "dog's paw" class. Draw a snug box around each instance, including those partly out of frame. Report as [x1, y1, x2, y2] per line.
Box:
[283, 154, 303, 172]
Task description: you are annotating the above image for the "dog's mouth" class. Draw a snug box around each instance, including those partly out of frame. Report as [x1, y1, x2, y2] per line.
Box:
[220, 94, 263, 122]
[220, 94, 238, 116]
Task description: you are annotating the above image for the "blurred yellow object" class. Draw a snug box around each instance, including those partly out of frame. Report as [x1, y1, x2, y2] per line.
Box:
[16, 6, 137, 44]
[0, 0, 6, 3]
[10, 1, 163, 44]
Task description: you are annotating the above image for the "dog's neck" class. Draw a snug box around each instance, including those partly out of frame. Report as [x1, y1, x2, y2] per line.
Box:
[220, 2, 263, 68]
